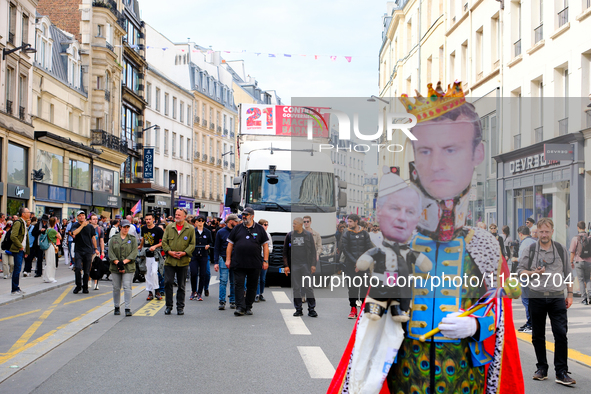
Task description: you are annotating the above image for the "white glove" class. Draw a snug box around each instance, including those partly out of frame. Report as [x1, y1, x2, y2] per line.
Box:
[438, 312, 477, 339]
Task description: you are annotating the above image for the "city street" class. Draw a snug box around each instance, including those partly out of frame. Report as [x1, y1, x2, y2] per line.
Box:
[1, 262, 590, 393]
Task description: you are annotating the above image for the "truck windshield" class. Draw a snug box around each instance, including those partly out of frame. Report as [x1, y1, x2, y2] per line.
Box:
[246, 170, 335, 212]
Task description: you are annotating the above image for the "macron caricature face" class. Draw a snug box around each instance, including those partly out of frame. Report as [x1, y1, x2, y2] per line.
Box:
[377, 187, 421, 243]
[412, 119, 484, 200]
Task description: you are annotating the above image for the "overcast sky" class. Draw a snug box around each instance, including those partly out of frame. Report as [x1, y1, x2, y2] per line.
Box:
[140, 0, 388, 103]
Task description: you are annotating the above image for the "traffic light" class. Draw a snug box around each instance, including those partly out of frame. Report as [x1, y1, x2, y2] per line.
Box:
[169, 170, 177, 191]
[390, 166, 400, 175]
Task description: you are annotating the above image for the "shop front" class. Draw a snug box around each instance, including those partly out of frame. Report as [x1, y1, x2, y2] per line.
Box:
[495, 133, 584, 246]
[7, 183, 31, 216]
[145, 195, 171, 218]
[34, 182, 92, 220]
[92, 165, 121, 218]
[176, 196, 195, 215]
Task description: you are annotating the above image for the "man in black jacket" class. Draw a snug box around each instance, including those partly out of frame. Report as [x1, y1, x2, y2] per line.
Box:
[340, 213, 374, 319]
[190, 216, 212, 301]
[283, 217, 318, 317]
[31, 214, 49, 277]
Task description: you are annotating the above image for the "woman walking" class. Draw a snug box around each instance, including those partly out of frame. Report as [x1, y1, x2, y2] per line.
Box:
[42, 217, 61, 283]
[108, 219, 138, 316]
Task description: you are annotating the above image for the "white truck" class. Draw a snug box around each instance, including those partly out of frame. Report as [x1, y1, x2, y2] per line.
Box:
[226, 105, 347, 277]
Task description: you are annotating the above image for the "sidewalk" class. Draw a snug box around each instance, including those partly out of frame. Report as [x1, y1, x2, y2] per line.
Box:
[0, 257, 75, 306]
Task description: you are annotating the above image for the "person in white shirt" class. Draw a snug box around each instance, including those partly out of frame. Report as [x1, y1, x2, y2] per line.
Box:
[369, 224, 384, 247]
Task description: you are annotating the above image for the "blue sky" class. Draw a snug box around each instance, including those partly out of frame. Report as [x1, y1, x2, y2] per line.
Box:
[140, 0, 388, 103]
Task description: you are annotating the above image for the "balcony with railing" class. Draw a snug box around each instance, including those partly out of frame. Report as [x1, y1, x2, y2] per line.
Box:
[230, 132, 235, 138]
[534, 24, 543, 44]
[209, 157, 215, 164]
[92, 0, 118, 15]
[209, 193, 213, 200]
[91, 129, 128, 154]
[514, 134, 521, 150]
[217, 126, 222, 133]
[194, 151, 200, 160]
[223, 128, 228, 136]
[209, 122, 215, 130]
[217, 158, 222, 166]
[230, 163, 235, 170]
[558, 7, 568, 27]
[106, 42, 114, 52]
[203, 154, 208, 162]
[19, 106, 25, 121]
[8, 32, 15, 45]
[535, 126, 543, 143]
[558, 118, 568, 135]
[6, 100, 13, 115]
[195, 116, 200, 124]
[202, 119, 207, 127]
[223, 161, 228, 168]
[514, 39, 521, 57]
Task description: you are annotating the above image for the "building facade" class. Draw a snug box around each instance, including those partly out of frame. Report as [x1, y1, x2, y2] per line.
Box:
[363, 174, 379, 223]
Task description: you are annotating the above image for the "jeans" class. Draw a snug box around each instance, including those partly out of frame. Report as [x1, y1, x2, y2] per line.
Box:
[257, 268, 267, 296]
[521, 285, 531, 326]
[574, 261, 591, 300]
[292, 265, 316, 311]
[112, 272, 133, 309]
[218, 256, 235, 303]
[74, 252, 93, 291]
[205, 256, 211, 291]
[530, 296, 568, 374]
[189, 255, 208, 294]
[233, 267, 260, 310]
[12, 250, 24, 292]
[165, 265, 189, 309]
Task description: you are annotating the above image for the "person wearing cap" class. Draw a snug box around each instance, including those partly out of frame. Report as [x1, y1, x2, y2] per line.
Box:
[162, 208, 195, 315]
[31, 213, 50, 277]
[71, 210, 98, 294]
[225, 207, 269, 316]
[214, 214, 239, 310]
[108, 219, 138, 316]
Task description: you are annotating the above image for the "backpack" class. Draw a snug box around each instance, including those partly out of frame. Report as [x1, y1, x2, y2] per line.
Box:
[527, 241, 566, 270]
[1, 228, 13, 251]
[576, 233, 591, 259]
[39, 233, 50, 251]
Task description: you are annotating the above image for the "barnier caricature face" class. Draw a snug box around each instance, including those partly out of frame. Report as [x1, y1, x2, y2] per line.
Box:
[412, 118, 484, 200]
[377, 187, 421, 243]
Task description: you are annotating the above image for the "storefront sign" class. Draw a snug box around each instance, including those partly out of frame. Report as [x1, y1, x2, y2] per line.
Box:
[7, 183, 30, 199]
[508, 154, 559, 174]
[143, 148, 154, 179]
[93, 192, 121, 207]
[157, 201, 167, 206]
[544, 143, 574, 161]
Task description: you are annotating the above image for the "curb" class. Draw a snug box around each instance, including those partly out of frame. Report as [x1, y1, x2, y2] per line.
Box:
[0, 285, 145, 384]
[0, 278, 76, 307]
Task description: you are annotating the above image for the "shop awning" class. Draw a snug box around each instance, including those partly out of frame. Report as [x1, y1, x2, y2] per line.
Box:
[120, 182, 170, 194]
[35, 131, 101, 158]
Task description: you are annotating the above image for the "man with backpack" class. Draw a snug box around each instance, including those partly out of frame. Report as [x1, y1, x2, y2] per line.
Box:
[517, 217, 575, 386]
[6, 207, 31, 295]
[569, 221, 591, 305]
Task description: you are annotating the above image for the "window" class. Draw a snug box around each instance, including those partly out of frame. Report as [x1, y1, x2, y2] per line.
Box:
[476, 28, 483, 77]
[121, 106, 139, 148]
[209, 137, 213, 157]
[223, 114, 227, 130]
[22, 14, 29, 45]
[70, 160, 90, 190]
[146, 83, 152, 106]
[155, 88, 161, 111]
[180, 101, 184, 123]
[154, 126, 160, 153]
[209, 107, 213, 123]
[6, 67, 15, 114]
[180, 136, 183, 159]
[8, 3, 17, 44]
[50, 104, 54, 123]
[172, 97, 177, 119]
[164, 129, 169, 155]
[202, 103, 206, 121]
[155, 168, 160, 185]
[461, 41, 468, 85]
[145, 121, 151, 145]
[187, 138, 191, 160]
[165, 93, 169, 116]
[187, 105, 192, 126]
[164, 170, 169, 186]
[122, 59, 140, 93]
[92, 166, 115, 194]
[7, 143, 28, 185]
[172, 132, 177, 157]
[202, 135, 206, 155]
[491, 16, 500, 66]
[97, 24, 104, 37]
[187, 175, 191, 195]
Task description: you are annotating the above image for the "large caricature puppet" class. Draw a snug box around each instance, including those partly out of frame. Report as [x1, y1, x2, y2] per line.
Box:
[328, 82, 524, 394]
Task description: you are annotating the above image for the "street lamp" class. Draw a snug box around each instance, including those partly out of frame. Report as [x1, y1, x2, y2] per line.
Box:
[3, 43, 37, 60]
[221, 150, 234, 157]
[367, 95, 389, 104]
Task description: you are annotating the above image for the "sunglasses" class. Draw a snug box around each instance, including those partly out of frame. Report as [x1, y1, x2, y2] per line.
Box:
[242, 213, 250, 217]
[262, 223, 268, 226]
[303, 220, 310, 223]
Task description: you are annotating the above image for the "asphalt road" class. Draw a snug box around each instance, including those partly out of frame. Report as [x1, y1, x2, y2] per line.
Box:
[1, 272, 590, 393]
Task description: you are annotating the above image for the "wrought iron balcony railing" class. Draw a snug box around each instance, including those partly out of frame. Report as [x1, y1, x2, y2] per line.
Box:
[514, 39, 521, 57]
[91, 129, 128, 154]
[6, 100, 13, 115]
[558, 7, 568, 28]
[558, 118, 568, 135]
[534, 24, 543, 44]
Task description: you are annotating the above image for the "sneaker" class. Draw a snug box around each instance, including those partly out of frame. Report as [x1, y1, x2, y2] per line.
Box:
[125, 309, 132, 317]
[555, 371, 576, 386]
[293, 310, 304, 317]
[197, 294, 203, 301]
[73, 287, 81, 294]
[581, 298, 589, 305]
[234, 308, 245, 316]
[518, 324, 531, 333]
[533, 369, 548, 381]
[230, 302, 236, 309]
[51, 279, 57, 283]
[4, 275, 9, 279]
[114, 307, 121, 316]
[83, 289, 89, 294]
[94, 283, 99, 290]
[147, 291, 154, 301]
[259, 294, 266, 301]
[348, 307, 358, 319]
[219, 301, 226, 310]
[11, 289, 25, 296]
[308, 310, 318, 318]
[23, 272, 29, 277]
[245, 309, 253, 315]
[155, 292, 163, 300]
[189, 292, 196, 301]
[254, 295, 260, 303]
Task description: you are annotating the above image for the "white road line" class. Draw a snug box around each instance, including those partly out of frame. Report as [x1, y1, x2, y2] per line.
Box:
[272, 291, 291, 304]
[298, 346, 336, 379]
[210, 275, 219, 285]
[280, 309, 311, 335]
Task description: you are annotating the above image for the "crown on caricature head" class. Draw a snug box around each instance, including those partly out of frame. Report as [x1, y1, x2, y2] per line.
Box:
[399, 81, 466, 123]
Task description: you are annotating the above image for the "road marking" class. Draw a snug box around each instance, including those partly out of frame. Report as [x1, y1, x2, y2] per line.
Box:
[0, 329, 57, 364]
[297, 346, 336, 378]
[0, 309, 41, 322]
[280, 309, 311, 335]
[64, 292, 110, 305]
[515, 330, 591, 368]
[272, 291, 291, 304]
[7, 286, 72, 353]
[210, 275, 219, 285]
[135, 292, 173, 316]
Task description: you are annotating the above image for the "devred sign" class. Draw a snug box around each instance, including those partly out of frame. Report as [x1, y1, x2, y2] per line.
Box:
[240, 105, 329, 138]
